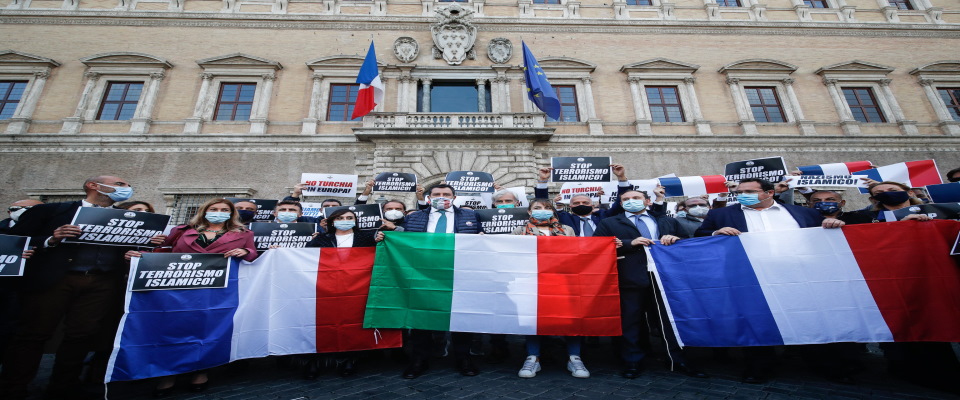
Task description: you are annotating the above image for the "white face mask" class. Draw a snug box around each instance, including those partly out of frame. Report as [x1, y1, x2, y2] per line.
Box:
[384, 210, 405, 221]
[687, 205, 709, 218]
[9, 208, 28, 222]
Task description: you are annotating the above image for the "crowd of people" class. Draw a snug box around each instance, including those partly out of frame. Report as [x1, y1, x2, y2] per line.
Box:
[0, 164, 958, 399]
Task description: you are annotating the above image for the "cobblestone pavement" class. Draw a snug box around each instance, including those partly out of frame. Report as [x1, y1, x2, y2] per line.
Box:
[20, 340, 960, 399]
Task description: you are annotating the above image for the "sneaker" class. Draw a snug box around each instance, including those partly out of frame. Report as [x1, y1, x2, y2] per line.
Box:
[518, 356, 541, 378]
[567, 356, 590, 378]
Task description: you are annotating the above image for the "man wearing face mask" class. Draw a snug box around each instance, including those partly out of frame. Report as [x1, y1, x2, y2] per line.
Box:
[0, 200, 43, 234]
[379, 200, 408, 231]
[593, 190, 705, 380]
[399, 183, 484, 379]
[806, 190, 872, 225]
[674, 197, 711, 238]
[233, 200, 260, 225]
[694, 178, 844, 384]
[1, 176, 143, 400]
[534, 165, 638, 237]
[946, 167, 960, 183]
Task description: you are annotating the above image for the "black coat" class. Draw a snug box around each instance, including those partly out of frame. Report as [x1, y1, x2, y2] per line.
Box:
[592, 212, 683, 289]
[10, 201, 132, 291]
[306, 229, 377, 248]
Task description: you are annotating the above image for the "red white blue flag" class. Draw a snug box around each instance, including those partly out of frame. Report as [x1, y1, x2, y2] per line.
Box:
[855, 159, 942, 193]
[351, 42, 384, 120]
[797, 161, 873, 176]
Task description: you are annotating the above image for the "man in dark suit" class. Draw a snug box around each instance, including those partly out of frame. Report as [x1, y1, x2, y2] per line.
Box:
[594, 188, 703, 379]
[694, 178, 844, 384]
[0, 176, 137, 400]
[0, 200, 42, 234]
[400, 183, 484, 379]
[0, 199, 42, 370]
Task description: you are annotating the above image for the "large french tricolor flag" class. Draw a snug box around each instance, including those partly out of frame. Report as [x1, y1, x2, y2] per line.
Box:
[649, 221, 960, 347]
[350, 42, 384, 120]
[106, 248, 401, 382]
[364, 232, 622, 336]
[856, 159, 942, 193]
[797, 161, 873, 176]
[657, 175, 729, 197]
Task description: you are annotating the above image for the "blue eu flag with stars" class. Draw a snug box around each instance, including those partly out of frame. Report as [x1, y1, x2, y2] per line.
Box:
[521, 42, 562, 120]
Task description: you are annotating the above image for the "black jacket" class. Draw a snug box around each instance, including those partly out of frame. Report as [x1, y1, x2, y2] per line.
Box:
[306, 229, 377, 248]
[593, 212, 682, 289]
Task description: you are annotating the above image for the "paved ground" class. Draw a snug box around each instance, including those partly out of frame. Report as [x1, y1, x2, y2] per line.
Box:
[20, 339, 960, 399]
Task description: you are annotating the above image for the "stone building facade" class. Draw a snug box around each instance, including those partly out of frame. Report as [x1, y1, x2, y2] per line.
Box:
[0, 0, 958, 219]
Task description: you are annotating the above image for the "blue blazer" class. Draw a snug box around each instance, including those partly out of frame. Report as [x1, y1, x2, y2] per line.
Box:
[404, 206, 483, 234]
[694, 203, 823, 237]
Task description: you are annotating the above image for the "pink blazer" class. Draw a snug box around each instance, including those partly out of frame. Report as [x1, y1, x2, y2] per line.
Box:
[162, 225, 259, 262]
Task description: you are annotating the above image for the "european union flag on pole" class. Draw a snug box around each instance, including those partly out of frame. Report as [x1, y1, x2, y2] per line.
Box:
[522, 42, 562, 120]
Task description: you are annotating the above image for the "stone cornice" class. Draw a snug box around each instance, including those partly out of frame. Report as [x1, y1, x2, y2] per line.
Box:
[1, 11, 958, 38]
[0, 134, 956, 153]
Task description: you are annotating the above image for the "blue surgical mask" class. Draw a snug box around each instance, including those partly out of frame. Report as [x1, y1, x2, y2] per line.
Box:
[531, 210, 554, 221]
[205, 211, 231, 224]
[333, 220, 356, 231]
[622, 199, 647, 213]
[736, 193, 761, 206]
[496, 204, 516, 209]
[97, 183, 133, 202]
[675, 211, 687, 219]
[276, 211, 299, 223]
[812, 201, 840, 215]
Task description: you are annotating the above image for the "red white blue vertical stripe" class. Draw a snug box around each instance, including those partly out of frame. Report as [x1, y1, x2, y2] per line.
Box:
[797, 161, 873, 176]
[853, 159, 942, 193]
[351, 42, 384, 120]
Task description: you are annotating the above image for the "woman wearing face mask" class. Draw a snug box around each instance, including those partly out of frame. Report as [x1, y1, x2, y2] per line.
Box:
[509, 199, 590, 379]
[303, 209, 380, 378]
[867, 181, 931, 222]
[133, 198, 257, 397]
[380, 200, 408, 232]
[117, 201, 156, 213]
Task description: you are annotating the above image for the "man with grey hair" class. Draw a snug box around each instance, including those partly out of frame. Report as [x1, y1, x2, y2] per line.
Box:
[491, 189, 520, 208]
[806, 189, 872, 224]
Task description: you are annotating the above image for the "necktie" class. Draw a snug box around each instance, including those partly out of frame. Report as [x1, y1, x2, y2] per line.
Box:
[435, 210, 447, 233]
[580, 217, 594, 237]
[633, 214, 652, 239]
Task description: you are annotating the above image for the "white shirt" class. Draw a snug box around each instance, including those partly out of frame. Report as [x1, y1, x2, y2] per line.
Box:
[427, 208, 455, 233]
[628, 211, 659, 239]
[335, 233, 355, 248]
[741, 203, 801, 233]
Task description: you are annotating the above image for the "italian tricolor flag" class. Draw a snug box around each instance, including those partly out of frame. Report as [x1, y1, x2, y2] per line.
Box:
[363, 232, 622, 336]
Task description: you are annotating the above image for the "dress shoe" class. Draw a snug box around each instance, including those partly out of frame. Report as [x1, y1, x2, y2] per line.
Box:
[456, 357, 480, 376]
[674, 362, 708, 378]
[402, 361, 428, 379]
[621, 362, 644, 379]
[337, 358, 358, 377]
[188, 381, 209, 393]
[302, 358, 321, 380]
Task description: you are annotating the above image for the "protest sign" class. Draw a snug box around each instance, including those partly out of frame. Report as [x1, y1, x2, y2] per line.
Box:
[724, 157, 788, 183]
[301, 173, 358, 197]
[0, 234, 29, 277]
[250, 222, 317, 251]
[64, 208, 170, 247]
[787, 175, 868, 188]
[551, 157, 612, 182]
[323, 204, 383, 230]
[926, 182, 960, 203]
[629, 179, 660, 200]
[301, 202, 323, 219]
[225, 198, 278, 221]
[557, 182, 605, 204]
[888, 203, 960, 221]
[374, 172, 418, 192]
[445, 171, 495, 193]
[454, 193, 492, 210]
[130, 253, 229, 291]
[504, 187, 529, 208]
[476, 208, 530, 234]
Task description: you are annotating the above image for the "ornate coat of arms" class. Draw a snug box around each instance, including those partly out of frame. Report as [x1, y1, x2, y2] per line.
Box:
[393, 37, 419, 63]
[431, 4, 477, 65]
[487, 38, 513, 64]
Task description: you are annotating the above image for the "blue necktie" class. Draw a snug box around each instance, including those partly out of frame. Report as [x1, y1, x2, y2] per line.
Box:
[580, 217, 594, 237]
[435, 210, 447, 233]
[633, 214, 652, 239]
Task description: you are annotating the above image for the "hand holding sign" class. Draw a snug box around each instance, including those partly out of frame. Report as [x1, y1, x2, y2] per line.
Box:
[301, 173, 359, 198]
[550, 157, 612, 182]
[374, 172, 418, 193]
[51, 224, 82, 245]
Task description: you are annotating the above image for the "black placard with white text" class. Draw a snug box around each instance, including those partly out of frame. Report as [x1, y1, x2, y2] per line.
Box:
[444, 171, 495, 193]
[0, 234, 30, 277]
[551, 157, 612, 182]
[251, 222, 317, 250]
[889, 203, 960, 221]
[374, 172, 418, 192]
[226, 198, 278, 222]
[130, 253, 229, 291]
[475, 208, 530, 234]
[724, 157, 788, 184]
[64, 208, 170, 247]
[323, 204, 384, 230]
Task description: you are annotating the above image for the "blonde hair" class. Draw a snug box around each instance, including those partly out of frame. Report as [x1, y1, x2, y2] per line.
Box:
[867, 181, 923, 211]
[187, 198, 246, 232]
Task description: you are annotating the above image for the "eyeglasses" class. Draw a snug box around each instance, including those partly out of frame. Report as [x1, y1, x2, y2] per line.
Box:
[8, 206, 32, 212]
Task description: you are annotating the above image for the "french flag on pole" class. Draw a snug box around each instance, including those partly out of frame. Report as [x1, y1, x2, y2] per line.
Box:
[797, 161, 873, 176]
[350, 42, 384, 120]
[657, 175, 729, 197]
[855, 159, 942, 193]
[649, 221, 960, 347]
